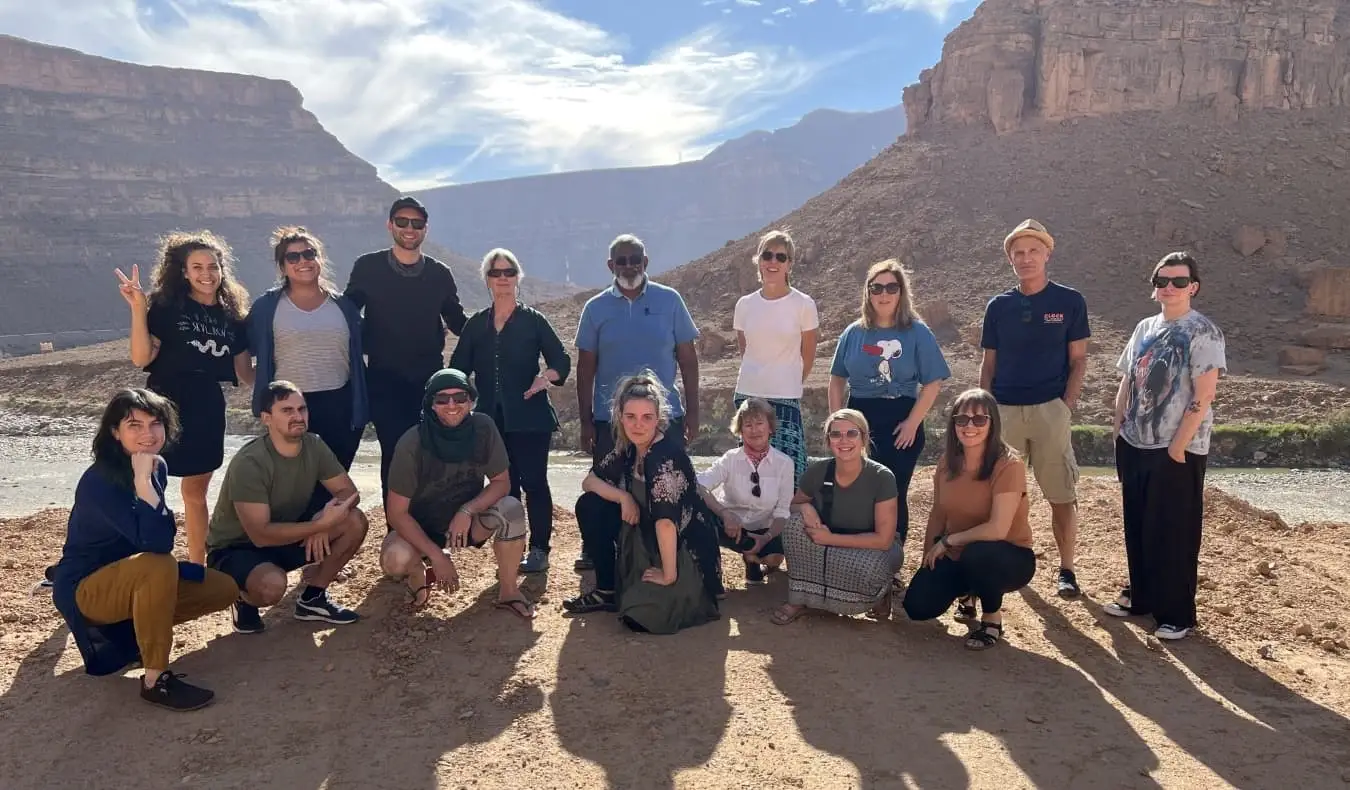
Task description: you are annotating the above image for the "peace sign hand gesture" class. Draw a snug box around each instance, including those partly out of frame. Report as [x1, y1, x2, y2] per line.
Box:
[115, 264, 147, 311]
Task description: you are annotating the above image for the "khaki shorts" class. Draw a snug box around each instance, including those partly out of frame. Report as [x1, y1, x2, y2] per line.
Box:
[998, 400, 1079, 505]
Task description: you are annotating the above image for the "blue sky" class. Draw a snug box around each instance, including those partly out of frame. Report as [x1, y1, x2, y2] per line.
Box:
[0, 0, 974, 189]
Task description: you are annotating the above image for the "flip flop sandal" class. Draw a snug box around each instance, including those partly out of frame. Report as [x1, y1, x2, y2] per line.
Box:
[954, 596, 978, 622]
[965, 621, 1004, 651]
[771, 604, 807, 626]
[495, 596, 537, 620]
[409, 565, 438, 610]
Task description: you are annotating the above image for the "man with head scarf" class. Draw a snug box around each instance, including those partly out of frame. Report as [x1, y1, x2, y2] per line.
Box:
[378, 368, 533, 619]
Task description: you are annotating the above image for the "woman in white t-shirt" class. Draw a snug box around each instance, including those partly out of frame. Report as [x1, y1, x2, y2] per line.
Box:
[732, 229, 819, 482]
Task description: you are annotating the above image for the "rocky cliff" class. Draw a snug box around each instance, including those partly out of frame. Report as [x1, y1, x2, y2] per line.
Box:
[904, 0, 1350, 134]
[412, 107, 904, 286]
[0, 35, 527, 341]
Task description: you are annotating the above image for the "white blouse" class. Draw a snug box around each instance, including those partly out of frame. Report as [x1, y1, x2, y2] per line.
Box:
[696, 445, 795, 527]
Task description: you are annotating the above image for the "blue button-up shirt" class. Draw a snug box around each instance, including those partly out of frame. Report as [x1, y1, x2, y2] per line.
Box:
[575, 279, 699, 419]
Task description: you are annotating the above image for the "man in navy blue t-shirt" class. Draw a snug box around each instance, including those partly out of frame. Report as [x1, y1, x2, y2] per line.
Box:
[979, 219, 1089, 598]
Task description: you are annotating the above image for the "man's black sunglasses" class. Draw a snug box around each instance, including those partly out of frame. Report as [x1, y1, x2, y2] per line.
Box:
[392, 217, 427, 230]
[1152, 275, 1194, 289]
[612, 254, 645, 268]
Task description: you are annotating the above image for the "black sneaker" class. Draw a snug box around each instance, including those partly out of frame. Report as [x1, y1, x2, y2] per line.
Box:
[745, 561, 765, 586]
[140, 672, 214, 712]
[562, 590, 616, 614]
[294, 590, 359, 624]
[231, 600, 265, 634]
[574, 551, 594, 572]
[1056, 568, 1081, 599]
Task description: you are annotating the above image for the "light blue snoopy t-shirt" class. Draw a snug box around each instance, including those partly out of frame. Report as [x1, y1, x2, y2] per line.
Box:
[829, 320, 950, 399]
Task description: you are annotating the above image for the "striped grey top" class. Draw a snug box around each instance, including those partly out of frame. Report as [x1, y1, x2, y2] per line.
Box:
[272, 294, 350, 393]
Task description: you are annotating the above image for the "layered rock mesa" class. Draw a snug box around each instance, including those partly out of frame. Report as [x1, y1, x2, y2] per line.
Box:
[412, 106, 903, 286]
[904, 0, 1350, 134]
[0, 35, 510, 342]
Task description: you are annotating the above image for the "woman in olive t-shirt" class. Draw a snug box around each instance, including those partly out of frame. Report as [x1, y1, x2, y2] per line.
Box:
[902, 389, 1037, 650]
[772, 408, 902, 625]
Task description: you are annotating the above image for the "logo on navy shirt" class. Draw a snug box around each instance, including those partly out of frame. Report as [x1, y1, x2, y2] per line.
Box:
[1043, 312, 1065, 324]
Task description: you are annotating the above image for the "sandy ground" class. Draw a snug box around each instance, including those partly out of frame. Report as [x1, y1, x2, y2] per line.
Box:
[2, 475, 1349, 790]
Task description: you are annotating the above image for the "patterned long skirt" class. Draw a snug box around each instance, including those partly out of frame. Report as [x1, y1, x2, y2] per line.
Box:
[782, 514, 904, 615]
[733, 393, 807, 483]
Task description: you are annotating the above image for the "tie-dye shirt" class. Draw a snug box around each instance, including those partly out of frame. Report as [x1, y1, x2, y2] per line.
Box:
[1117, 310, 1227, 455]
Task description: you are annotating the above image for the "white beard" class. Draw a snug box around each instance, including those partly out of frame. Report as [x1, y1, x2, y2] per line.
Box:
[617, 273, 645, 290]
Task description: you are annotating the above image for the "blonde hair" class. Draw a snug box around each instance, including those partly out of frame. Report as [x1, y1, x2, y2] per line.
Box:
[480, 247, 524, 281]
[610, 370, 671, 451]
[860, 259, 919, 330]
[824, 408, 871, 459]
[730, 398, 778, 437]
[754, 229, 796, 285]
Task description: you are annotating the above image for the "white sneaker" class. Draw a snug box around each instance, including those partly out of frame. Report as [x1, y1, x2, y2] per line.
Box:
[1154, 624, 1191, 640]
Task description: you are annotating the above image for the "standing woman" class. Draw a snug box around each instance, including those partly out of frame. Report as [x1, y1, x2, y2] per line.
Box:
[828, 260, 949, 561]
[248, 226, 368, 517]
[1107, 252, 1226, 641]
[449, 248, 571, 574]
[733, 229, 818, 482]
[115, 231, 252, 565]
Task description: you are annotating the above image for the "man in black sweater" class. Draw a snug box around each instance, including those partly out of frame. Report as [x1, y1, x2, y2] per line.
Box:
[345, 196, 468, 504]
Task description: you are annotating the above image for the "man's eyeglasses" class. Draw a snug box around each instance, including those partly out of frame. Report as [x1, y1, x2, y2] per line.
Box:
[868, 282, 902, 295]
[953, 414, 991, 428]
[760, 251, 789, 263]
[432, 392, 472, 406]
[283, 249, 318, 264]
[1152, 275, 1194, 289]
[486, 268, 518, 279]
[392, 217, 427, 230]
[612, 254, 644, 268]
[750, 470, 761, 498]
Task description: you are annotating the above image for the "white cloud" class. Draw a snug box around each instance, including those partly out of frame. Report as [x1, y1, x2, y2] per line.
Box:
[735, 0, 763, 6]
[799, 0, 818, 4]
[861, 0, 963, 19]
[0, 0, 821, 188]
[773, 6, 794, 15]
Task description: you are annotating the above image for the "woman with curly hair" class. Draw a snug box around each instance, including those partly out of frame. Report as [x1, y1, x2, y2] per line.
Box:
[114, 231, 253, 564]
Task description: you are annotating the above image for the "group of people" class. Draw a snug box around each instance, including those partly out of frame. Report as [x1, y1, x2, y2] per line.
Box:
[47, 200, 1226, 713]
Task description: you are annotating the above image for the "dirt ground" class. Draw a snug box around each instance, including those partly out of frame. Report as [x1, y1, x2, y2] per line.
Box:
[2, 476, 1349, 789]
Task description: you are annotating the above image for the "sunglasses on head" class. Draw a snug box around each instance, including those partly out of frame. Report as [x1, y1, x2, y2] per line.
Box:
[760, 251, 790, 263]
[868, 282, 902, 295]
[283, 249, 318, 264]
[392, 216, 427, 230]
[953, 414, 991, 428]
[1152, 275, 1194, 289]
[828, 428, 862, 440]
[612, 254, 644, 268]
[486, 268, 518, 279]
[432, 392, 472, 406]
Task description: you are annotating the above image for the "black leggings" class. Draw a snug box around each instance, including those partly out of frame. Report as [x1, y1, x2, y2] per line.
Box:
[848, 396, 924, 543]
[902, 541, 1036, 619]
[576, 492, 722, 595]
[499, 427, 554, 552]
[367, 370, 428, 505]
[299, 383, 363, 519]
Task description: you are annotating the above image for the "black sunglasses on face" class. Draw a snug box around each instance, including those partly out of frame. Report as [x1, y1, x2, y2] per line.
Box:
[433, 392, 472, 406]
[486, 268, 518, 279]
[750, 470, 761, 498]
[953, 414, 991, 428]
[868, 282, 902, 295]
[612, 254, 644, 268]
[1152, 275, 1193, 289]
[392, 217, 427, 230]
[760, 251, 790, 263]
[283, 249, 318, 264]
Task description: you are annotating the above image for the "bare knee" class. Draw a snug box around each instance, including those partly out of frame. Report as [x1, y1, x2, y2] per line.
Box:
[343, 508, 370, 541]
[245, 564, 288, 607]
[180, 473, 212, 504]
[380, 539, 419, 578]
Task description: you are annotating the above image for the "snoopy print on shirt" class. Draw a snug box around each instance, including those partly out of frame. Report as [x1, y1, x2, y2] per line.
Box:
[862, 339, 904, 385]
[830, 321, 951, 401]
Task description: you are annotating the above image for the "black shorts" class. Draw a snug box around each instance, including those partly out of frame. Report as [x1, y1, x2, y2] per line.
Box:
[149, 373, 227, 477]
[207, 542, 309, 589]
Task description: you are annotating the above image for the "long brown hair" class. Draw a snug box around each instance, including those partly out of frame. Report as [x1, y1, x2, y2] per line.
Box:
[148, 230, 249, 321]
[270, 225, 335, 293]
[860, 259, 919, 329]
[943, 388, 1010, 481]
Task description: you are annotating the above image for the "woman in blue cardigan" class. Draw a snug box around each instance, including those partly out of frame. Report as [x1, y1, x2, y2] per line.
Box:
[51, 389, 238, 711]
[248, 226, 369, 517]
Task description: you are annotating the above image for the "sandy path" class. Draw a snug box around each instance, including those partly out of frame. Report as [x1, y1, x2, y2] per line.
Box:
[2, 478, 1349, 789]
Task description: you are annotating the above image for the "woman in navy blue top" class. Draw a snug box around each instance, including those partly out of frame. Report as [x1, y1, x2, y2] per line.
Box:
[51, 389, 238, 711]
[828, 259, 951, 565]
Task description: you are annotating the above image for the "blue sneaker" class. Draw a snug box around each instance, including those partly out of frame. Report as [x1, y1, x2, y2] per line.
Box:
[294, 590, 359, 625]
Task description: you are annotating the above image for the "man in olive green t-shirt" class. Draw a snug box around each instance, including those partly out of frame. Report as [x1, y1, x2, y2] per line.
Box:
[206, 381, 369, 634]
[378, 368, 532, 619]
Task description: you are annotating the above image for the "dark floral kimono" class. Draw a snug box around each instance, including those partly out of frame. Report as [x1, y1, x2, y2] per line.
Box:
[593, 432, 722, 633]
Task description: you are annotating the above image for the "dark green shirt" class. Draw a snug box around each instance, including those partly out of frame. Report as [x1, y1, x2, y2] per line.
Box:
[448, 302, 572, 434]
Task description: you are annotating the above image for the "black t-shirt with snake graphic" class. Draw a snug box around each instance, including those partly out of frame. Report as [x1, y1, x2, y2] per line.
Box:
[146, 298, 248, 383]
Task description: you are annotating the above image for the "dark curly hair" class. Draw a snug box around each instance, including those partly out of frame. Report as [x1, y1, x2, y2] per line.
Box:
[270, 225, 336, 293]
[148, 230, 249, 321]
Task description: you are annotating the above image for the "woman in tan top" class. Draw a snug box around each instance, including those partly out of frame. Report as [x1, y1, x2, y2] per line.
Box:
[901, 388, 1036, 650]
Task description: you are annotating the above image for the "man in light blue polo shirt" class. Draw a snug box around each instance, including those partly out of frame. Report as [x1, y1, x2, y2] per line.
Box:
[574, 233, 701, 570]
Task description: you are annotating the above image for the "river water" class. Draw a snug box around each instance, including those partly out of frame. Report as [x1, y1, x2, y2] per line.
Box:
[0, 411, 1345, 523]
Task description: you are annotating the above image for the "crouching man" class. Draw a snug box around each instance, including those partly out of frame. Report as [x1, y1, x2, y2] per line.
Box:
[379, 368, 535, 619]
[206, 381, 368, 633]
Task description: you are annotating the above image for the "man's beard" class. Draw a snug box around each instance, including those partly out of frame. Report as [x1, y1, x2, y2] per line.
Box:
[616, 272, 645, 290]
[394, 235, 422, 252]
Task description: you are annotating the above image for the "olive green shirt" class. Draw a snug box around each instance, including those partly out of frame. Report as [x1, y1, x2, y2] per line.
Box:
[207, 433, 344, 551]
[798, 458, 899, 535]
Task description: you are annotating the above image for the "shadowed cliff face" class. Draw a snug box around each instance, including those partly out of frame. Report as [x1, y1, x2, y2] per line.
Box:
[0, 35, 543, 339]
[410, 107, 905, 287]
[903, 0, 1350, 134]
